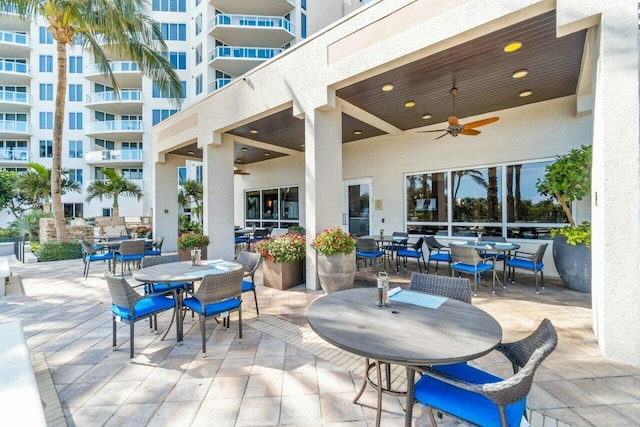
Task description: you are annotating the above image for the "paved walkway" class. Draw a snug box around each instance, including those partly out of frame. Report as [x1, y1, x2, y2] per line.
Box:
[1, 256, 639, 426]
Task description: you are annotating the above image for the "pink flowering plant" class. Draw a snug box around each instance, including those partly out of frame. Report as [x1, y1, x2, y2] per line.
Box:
[311, 227, 356, 256]
[255, 233, 306, 263]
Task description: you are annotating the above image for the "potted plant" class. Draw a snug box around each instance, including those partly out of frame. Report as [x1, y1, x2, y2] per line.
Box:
[177, 232, 210, 262]
[311, 227, 357, 293]
[255, 233, 306, 290]
[536, 144, 592, 292]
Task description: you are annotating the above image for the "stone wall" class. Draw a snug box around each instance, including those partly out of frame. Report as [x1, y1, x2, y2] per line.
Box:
[39, 218, 94, 244]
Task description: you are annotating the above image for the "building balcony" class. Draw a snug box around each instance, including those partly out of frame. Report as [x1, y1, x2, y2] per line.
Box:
[209, 0, 294, 17]
[85, 90, 143, 115]
[208, 78, 233, 94]
[208, 14, 294, 48]
[85, 61, 142, 88]
[0, 31, 30, 56]
[0, 120, 31, 137]
[0, 148, 29, 164]
[209, 46, 283, 75]
[0, 90, 31, 112]
[85, 120, 143, 139]
[0, 6, 30, 31]
[0, 59, 31, 85]
[86, 178, 143, 189]
[85, 149, 143, 166]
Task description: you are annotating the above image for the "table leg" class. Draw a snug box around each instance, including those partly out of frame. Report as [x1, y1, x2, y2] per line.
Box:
[405, 366, 415, 427]
[375, 360, 383, 427]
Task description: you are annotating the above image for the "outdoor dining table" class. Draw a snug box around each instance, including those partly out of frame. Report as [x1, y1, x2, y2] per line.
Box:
[99, 238, 154, 274]
[132, 260, 243, 340]
[307, 287, 502, 427]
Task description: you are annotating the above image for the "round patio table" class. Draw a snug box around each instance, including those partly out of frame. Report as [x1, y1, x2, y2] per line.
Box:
[307, 287, 502, 427]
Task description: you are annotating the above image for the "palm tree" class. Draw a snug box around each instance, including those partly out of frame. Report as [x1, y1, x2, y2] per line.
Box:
[15, 162, 81, 211]
[85, 168, 142, 219]
[178, 179, 203, 224]
[2, 0, 183, 243]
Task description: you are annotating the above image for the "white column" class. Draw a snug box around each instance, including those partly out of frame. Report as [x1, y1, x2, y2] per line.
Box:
[304, 107, 343, 290]
[153, 155, 180, 252]
[203, 134, 235, 261]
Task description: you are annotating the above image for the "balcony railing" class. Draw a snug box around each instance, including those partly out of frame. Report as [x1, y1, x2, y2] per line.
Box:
[85, 61, 140, 75]
[87, 178, 143, 188]
[0, 31, 29, 47]
[208, 78, 233, 93]
[209, 46, 283, 62]
[0, 90, 31, 104]
[208, 14, 294, 33]
[0, 59, 30, 75]
[85, 89, 142, 104]
[86, 120, 143, 133]
[85, 149, 143, 162]
[0, 120, 31, 133]
[0, 4, 19, 14]
[0, 148, 29, 161]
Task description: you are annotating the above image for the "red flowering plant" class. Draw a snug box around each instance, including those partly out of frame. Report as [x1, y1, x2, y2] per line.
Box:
[311, 227, 356, 256]
[255, 233, 306, 263]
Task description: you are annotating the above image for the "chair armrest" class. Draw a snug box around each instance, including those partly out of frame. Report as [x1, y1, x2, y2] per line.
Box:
[418, 366, 485, 394]
[512, 250, 535, 259]
[145, 288, 177, 299]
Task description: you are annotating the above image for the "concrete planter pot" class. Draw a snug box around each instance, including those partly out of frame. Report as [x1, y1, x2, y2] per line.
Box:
[177, 247, 208, 262]
[553, 235, 591, 293]
[317, 251, 356, 294]
[263, 259, 304, 290]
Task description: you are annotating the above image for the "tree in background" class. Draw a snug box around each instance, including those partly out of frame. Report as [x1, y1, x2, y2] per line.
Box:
[14, 162, 81, 212]
[85, 168, 142, 219]
[178, 179, 204, 225]
[2, 0, 183, 242]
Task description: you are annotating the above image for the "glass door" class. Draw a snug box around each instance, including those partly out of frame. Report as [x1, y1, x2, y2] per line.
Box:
[343, 178, 372, 236]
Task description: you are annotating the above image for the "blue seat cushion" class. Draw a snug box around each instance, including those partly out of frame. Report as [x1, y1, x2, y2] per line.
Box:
[482, 252, 507, 260]
[452, 262, 493, 274]
[414, 363, 526, 427]
[357, 250, 385, 258]
[429, 253, 451, 262]
[183, 297, 240, 316]
[235, 237, 248, 244]
[397, 249, 423, 258]
[241, 280, 255, 292]
[144, 250, 161, 256]
[88, 252, 112, 262]
[507, 258, 543, 271]
[146, 282, 191, 293]
[116, 254, 144, 261]
[111, 295, 175, 321]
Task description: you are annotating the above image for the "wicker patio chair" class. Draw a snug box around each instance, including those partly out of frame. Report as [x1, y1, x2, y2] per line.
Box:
[115, 239, 145, 275]
[409, 272, 471, 303]
[355, 237, 384, 271]
[414, 318, 558, 427]
[144, 236, 164, 257]
[79, 238, 112, 278]
[396, 237, 427, 272]
[141, 254, 193, 294]
[450, 244, 495, 296]
[235, 251, 262, 315]
[182, 268, 244, 356]
[424, 235, 452, 274]
[506, 243, 548, 294]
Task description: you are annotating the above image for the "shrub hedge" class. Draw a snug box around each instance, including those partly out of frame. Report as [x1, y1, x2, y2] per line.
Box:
[32, 241, 83, 262]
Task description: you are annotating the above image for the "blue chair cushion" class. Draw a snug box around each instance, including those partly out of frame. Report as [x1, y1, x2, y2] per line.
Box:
[429, 253, 451, 262]
[111, 296, 175, 321]
[88, 252, 112, 262]
[241, 280, 255, 292]
[144, 250, 161, 256]
[146, 282, 191, 293]
[116, 253, 144, 261]
[452, 262, 493, 274]
[397, 249, 423, 258]
[357, 250, 385, 258]
[507, 258, 543, 271]
[183, 297, 241, 316]
[482, 252, 507, 261]
[414, 363, 526, 427]
[235, 237, 248, 244]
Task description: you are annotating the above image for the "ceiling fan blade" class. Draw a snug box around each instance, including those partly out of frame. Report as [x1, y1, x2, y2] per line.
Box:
[463, 116, 499, 129]
[433, 132, 450, 140]
[417, 128, 448, 133]
[460, 129, 481, 136]
[448, 116, 459, 127]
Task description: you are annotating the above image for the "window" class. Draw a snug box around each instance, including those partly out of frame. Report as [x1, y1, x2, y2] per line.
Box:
[39, 140, 53, 158]
[102, 208, 113, 217]
[301, 0, 307, 10]
[244, 186, 300, 229]
[152, 0, 185, 12]
[195, 14, 202, 35]
[166, 52, 187, 69]
[0, 140, 27, 161]
[405, 160, 565, 240]
[64, 203, 83, 218]
[39, 27, 53, 44]
[39, 83, 53, 101]
[152, 109, 178, 125]
[195, 165, 202, 183]
[301, 13, 307, 38]
[69, 112, 83, 130]
[95, 111, 114, 122]
[158, 23, 187, 41]
[95, 139, 115, 150]
[39, 112, 53, 129]
[152, 81, 186, 98]
[69, 56, 83, 73]
[69, 84, 83, 101]
[195, 44, 202, 65]
[195, 74, 203, 95]
[178, 166, 187, 186]
[39, 55, 53, 72]
[122, 168, 143, 179]
[69, 140, 83, 158]
[68, 169, 83, 185]
[121, 142, 142, 160]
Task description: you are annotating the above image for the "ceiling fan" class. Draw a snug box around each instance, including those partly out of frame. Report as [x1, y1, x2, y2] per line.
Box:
[234, 168, 250, 175]
[419, 87, 499, 140]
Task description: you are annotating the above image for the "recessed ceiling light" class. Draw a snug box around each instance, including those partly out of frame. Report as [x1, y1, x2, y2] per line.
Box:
[381, 83, 394, 92]
[422, 113, 432, 120]
[249, 129, 258, 134]
[519, 89, 533, 97]
[187, 150, 194, 155]
[512, 69, 528, 79]
[241, 147, 248, 151]
[404, 100, 416, 108]
[300, 143, 305, 147]
[236, 159, 242, 163]
[354, 130, 362, 135]
[504, 41, 522, 53]
[264, 152, 270, 156]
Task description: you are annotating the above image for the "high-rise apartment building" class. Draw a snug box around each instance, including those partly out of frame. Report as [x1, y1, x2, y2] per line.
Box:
[0, 0, 363, 224]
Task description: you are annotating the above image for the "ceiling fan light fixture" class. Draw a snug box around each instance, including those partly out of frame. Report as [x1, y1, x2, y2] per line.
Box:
[519, 89, 533, 97]
[381, 83, 394, 92]
[249, 129, 258, 134]
[187, 150, 194, 155]
[241, 147, 248, 151]
[264, 152, 271, 156]
[300, 143, 305, 147]
[422, 113, 432, 120]
[404, 100, 416, 108]
[504, 41, 523, 52]
[236, 159, 242, 163]
[512, 69, 528, 78]
[354, 130, 362, 135]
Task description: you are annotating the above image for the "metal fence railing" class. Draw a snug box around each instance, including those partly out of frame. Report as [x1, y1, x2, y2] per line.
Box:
[14, 235, 25, 263]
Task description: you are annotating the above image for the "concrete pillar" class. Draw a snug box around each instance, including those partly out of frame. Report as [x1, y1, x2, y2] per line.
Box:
[153, 155, 180, 252]
[304, 107, 343, 290]
[203, 134, 235, 261]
